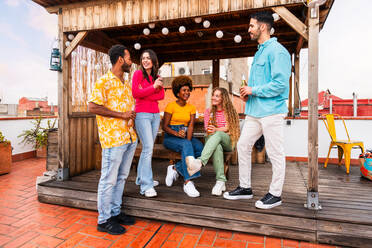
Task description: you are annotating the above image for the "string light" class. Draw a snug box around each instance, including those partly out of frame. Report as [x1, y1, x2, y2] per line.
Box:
[67, 34, 75, 40]
[203, 20, 210, 28]
[270, 27, 275, 35]
[148, 23, 155, 29]
[179, 26, 186, 33]
[134, 43, 141, 50]
[194, 17, 202, 23]
[234, 35, 242, 43]
[162, 27, 169, 35]
[216, 30, 223, 38]
[272, 13, 280, 22]
[65, 41, 71, 47]
[143, 28, 150, 35]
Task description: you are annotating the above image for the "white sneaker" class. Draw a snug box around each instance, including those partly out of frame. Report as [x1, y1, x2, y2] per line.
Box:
[183, 181, 200, 197]
[144, 187, 157, 197]
[165, 165, 178, 187]
[153, 180, 159, 187]
[211, 181, 226, 196]
[186, 156, 202, 176]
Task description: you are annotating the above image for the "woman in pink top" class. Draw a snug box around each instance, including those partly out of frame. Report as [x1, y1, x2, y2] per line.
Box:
[132, 49, 164, 197]
[188, 88, 240, 196]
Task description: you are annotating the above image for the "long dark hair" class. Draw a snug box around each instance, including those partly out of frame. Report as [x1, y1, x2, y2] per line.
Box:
[139, 49, 159, 84]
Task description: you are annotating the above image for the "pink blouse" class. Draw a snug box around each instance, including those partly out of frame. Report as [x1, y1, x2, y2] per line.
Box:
[204, 108, 227, 130]
[132, 70, 164, 113]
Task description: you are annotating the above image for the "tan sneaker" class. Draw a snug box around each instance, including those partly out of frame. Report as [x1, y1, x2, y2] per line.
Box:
[186, 156, 202, 176]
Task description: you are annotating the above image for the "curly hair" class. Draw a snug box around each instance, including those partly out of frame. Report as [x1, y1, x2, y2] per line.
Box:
[210, 88, 240, 146]
[171, 76, 193, 98]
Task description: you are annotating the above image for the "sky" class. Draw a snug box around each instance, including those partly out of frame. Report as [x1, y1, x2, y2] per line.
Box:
[0, 0, 371, 105]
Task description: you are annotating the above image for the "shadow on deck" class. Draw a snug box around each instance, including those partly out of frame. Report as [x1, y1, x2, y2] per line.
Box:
[38, 160, 372, 247]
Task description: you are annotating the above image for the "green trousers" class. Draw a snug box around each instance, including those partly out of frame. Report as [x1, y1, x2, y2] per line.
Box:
[199, 131, 232, 182]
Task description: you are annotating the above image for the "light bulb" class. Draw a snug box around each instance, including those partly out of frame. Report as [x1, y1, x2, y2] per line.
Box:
[134, 43, 141, 50]
[216, 30, 223, 39]
[270, 27, 275, 35]
[179, 26, 186, 33]
[65, 41, 71, 47]
[194, 17, 202, 23]
[272, 13, 280, 22]
[143, 28, 150, 35]
[203, 20, 210, 28]
[67, 34, 75, 40]
[162, 27, 169, 35]
[148, 23, 155, 29]
[234, 35, 242, 43]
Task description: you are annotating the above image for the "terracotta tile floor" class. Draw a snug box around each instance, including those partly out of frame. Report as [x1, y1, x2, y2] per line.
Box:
[0, 158, 340, 248]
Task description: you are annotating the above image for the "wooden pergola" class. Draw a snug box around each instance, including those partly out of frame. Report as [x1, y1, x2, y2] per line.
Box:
[32, 1, 372, 247]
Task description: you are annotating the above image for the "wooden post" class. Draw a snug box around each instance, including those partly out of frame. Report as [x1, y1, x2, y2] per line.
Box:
[288, 55, 293, 117]
[57, 8, 70, 179]
[294, 53, 300, 114]
[306, 5, 320, 210]
[212, 59, 220, 88]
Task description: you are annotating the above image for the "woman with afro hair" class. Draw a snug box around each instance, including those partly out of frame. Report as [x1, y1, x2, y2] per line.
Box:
[162, 76, 204, 197]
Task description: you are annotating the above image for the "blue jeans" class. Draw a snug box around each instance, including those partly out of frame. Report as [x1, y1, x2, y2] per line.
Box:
[163, 125, 203, 181]
[97, 140, 137, 224]
[135, 112, 161, 194]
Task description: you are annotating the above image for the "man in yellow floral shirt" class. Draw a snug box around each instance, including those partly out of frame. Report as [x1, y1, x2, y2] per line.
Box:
[88, 44, 137, 235]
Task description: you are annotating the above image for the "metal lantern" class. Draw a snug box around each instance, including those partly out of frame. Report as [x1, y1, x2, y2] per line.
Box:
[50, 48, 62, 71]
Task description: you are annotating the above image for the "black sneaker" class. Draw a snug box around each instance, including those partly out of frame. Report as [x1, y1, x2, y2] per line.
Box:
[223, 186, 253, 200]
[255, 193, 282, 209]
[110, 212, 135, 225]
[97, 219, 126, 235]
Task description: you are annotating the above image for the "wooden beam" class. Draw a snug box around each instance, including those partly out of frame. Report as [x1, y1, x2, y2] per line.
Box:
[294, 53, 300, 112]
[272, 6, 308, 41]
[64, 31, 88, 58]
[288, 62, 293, 117]
[212, 59, 220, 88]
[57, 8, 70, 175]
[296, 36, 305, 55]
[307, 6, 319, 193]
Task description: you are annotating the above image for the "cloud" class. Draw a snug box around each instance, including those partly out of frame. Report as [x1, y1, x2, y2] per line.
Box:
[0, 22, 28, 47]
[5, 0, 22, 7]
[26, 3, 58, 39]
[0, 53, 58, 104]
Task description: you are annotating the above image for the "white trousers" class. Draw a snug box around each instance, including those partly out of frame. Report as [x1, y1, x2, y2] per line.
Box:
[237, 114, 286, 197]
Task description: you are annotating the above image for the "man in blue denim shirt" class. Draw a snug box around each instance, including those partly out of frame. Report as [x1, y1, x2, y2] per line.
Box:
[224, 12, 291, 209]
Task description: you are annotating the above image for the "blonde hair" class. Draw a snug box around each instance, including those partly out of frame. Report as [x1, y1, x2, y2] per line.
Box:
[210, 88, 240, 146]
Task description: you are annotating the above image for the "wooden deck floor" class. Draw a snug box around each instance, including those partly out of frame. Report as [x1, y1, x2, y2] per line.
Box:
[38, 160, 372, 247]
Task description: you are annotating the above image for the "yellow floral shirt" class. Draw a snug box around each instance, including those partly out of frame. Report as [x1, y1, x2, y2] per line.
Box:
[89, 70, 137, 149]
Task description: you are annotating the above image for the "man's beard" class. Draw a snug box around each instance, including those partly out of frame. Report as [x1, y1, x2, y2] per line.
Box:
[121, 62, 131, 73]
[249, 32, 259, 41]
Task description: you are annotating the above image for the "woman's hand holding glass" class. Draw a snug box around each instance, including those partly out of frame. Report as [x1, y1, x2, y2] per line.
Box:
[178, 126, 188, 138]
[153, 76, 163, 89]
[207, 125, 216, 134]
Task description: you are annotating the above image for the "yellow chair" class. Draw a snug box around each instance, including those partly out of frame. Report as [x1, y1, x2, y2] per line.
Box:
[322, 114, 364, 174]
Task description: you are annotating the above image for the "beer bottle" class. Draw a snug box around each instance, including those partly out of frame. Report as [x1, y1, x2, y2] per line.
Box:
[241, 74, 247, 87]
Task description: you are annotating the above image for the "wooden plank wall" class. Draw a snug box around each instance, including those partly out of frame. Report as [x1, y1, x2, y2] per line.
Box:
[68, 117, 97, 177]
[60, 0, 302, 32]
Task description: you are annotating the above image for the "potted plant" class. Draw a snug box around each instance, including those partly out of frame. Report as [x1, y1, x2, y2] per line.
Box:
[18, 117, 56, 158]
[0, 131, 12, 175]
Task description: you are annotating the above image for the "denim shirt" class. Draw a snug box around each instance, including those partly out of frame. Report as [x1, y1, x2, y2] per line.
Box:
[244, 38, 291, 118]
